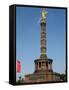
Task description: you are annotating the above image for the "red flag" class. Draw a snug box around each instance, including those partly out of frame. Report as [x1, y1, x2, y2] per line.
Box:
[16, 60, 21, 73]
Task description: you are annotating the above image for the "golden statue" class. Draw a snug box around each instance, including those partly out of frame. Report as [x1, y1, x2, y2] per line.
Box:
[41, 8, 47, 19]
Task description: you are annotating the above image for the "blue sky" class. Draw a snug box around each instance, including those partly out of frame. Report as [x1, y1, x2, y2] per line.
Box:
[16, 6, 66, 80]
